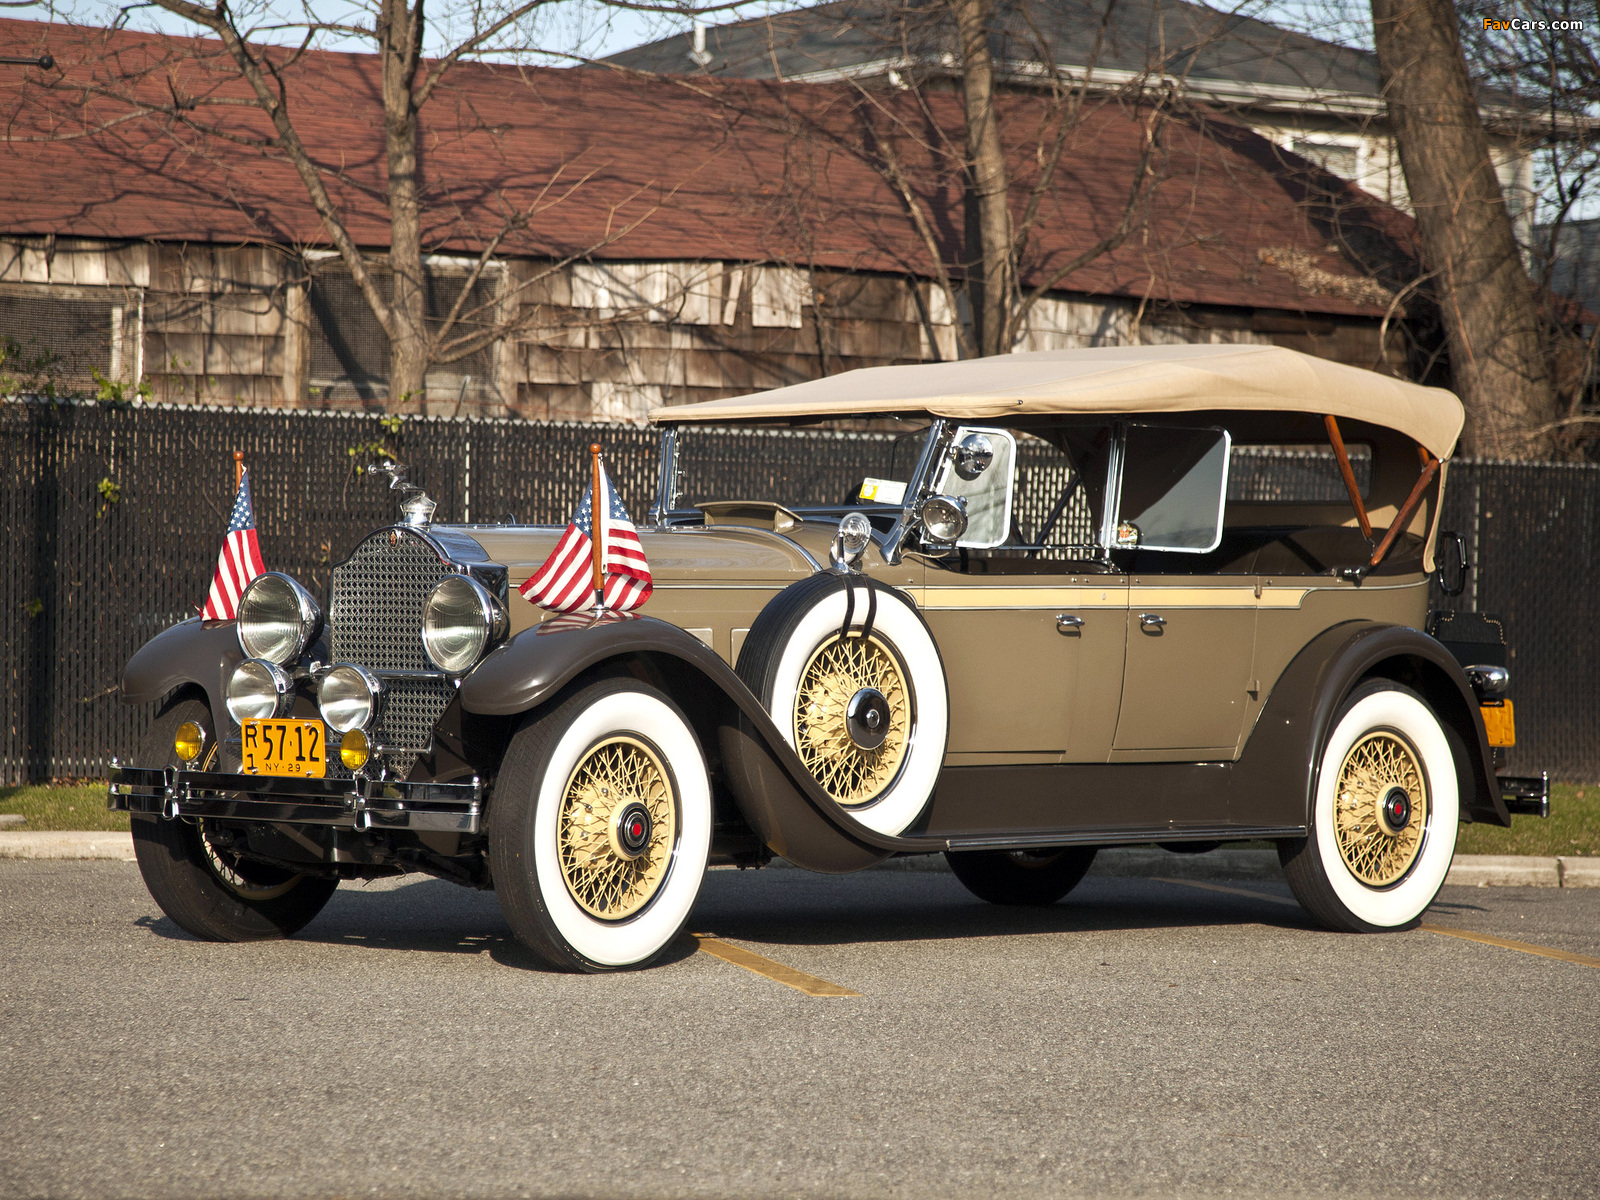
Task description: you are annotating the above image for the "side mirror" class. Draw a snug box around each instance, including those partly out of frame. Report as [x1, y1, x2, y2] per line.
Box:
[1435, 530, 1468, 597]
[953, 433, 994, 481]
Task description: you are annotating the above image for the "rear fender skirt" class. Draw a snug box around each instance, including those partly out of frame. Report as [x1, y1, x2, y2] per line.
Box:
[120, 618, 246, 745]
[457, 615, 897, 870]
[1232, 621, 1508, 829]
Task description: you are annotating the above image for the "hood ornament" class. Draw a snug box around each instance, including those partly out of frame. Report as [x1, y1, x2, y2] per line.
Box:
[367, 460, 436, 528]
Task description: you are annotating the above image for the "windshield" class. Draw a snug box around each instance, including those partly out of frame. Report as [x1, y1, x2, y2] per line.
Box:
[670, 420, 932, 515]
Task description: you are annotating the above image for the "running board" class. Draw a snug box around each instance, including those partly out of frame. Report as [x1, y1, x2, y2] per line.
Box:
[938, 824, 1308, 852]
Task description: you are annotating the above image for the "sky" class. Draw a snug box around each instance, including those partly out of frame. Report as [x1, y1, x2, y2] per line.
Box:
[1, 0, 1372, 65]
[0, 0, 808, 65]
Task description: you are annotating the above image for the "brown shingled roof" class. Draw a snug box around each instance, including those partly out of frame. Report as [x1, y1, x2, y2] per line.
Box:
[0, 17, 1418, 317]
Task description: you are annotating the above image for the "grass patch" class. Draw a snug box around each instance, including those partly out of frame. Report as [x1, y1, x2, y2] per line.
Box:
[0, 782, 129, 832]
[1457, 781, 1599, 857]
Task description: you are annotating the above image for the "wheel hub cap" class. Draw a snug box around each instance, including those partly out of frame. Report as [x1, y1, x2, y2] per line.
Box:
[1379, 786, 1413, 836]
[1333, 731, 1428, 886]
[845, 688, 891, 750]
[610, 802, 653, 860]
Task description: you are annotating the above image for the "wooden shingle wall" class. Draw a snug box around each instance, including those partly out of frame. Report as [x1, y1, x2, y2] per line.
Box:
[0, 240, 1404, 416]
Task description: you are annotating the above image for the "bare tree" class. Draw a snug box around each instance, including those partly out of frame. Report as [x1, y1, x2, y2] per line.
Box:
[19, 0, 727, 409]
[664, 0, 1181, 359]
[1457, 0, 1600, 452]
[1371, 0, 1562, 456]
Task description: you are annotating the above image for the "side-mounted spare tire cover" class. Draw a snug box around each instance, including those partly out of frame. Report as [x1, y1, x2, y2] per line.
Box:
[736, 572, 949, 836]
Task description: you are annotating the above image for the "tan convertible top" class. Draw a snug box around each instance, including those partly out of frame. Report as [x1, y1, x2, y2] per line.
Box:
[648, 343, 1464, 459]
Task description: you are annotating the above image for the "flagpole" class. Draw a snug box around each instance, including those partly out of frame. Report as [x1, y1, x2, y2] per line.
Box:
[590, 443, 605, 609]
[233, 450, 244, 491]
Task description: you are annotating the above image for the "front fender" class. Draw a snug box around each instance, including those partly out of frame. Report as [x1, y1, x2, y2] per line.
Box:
[1232, 621, 1507, 830]
[120, 618, 244, 748]
[458, 614, 903, 871]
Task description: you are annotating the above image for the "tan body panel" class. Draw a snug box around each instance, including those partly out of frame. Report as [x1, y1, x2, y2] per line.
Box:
[1249, 576, 1430, 733]
[911, 578, 1126, 762]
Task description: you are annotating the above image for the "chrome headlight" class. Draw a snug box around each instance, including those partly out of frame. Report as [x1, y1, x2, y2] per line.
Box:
[919, 494, 969, 545]
[225, 659, 295, 723]
[318, 664, 383, 734]
[237, 573, 322, 665]
[422, 575, 507, 673]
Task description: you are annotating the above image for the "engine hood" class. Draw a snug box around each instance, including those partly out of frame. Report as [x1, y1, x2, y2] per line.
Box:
[448, 522, 826, 635]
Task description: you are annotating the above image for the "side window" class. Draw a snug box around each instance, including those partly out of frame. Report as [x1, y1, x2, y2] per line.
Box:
[1113, 425, 1231, 553]
[1010, 435, 1098, 553]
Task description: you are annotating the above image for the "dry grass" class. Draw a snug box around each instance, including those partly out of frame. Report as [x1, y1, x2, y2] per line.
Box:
[0, 783, 129, 832]
[1457, 781, 1599, 857]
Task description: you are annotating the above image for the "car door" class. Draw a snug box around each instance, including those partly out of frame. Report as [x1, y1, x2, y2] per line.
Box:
[1113, 576, 1258, 756]
[919, 571, 1128, 761]
[1101, 423, 1259, 757]
[913, 424, 1126, 763]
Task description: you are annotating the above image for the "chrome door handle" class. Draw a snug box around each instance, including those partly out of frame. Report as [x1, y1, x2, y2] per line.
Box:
[1056, 614, 1084, 635]
[1138, 612, 1166, 630]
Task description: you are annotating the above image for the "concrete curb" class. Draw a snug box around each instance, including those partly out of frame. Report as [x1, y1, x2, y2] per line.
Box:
[0, 831, 138, 861]
[1, 831, 1595, 885]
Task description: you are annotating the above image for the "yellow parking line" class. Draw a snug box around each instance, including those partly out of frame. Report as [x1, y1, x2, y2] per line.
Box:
[691, 934, 861, 997]
[1155, 878, 1600, 969]
[1419, 924, 1600, 970]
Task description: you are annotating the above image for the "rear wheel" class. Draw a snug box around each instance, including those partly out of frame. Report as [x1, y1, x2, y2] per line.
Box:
[945, 846, 1098, 905]
[490, 678, 712, 972]
[1279, 680, 1460, 932]
[131, 695, 338, 941]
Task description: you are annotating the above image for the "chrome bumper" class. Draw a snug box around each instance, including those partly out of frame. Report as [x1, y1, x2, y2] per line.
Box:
[107, 764, 483, 834]
[1500, 772, 1550, 818]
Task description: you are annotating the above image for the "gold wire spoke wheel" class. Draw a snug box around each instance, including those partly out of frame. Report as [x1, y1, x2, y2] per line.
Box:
[196, 821, 301, 901]
[792, 633, 912, 806]
[557, 736, 678, 921]
[1333, 731, 1429, 887]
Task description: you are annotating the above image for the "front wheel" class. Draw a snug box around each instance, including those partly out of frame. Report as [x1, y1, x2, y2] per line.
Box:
[1279, 680, 1460, 932]
[131, 695, 338, 941]
[945, 846, 1098, 905]
[489, 678, 712, 972]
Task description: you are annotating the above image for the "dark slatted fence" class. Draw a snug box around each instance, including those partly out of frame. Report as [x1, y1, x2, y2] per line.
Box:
[3, 399, 1597, 783]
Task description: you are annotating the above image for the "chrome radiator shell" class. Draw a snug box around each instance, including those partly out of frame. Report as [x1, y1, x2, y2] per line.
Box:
[326, 527, 504, 776]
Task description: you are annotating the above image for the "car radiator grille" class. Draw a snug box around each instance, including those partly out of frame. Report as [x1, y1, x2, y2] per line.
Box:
[328, 531, 456, 777]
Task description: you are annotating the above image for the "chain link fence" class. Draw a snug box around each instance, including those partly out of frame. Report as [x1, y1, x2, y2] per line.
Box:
[3, 399, 1597, 784]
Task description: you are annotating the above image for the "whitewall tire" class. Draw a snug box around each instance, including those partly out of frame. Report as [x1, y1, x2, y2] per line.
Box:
[490, 678, 712, 971]
[1281, 680, 1460, 932]
[738, 574, 948, 836]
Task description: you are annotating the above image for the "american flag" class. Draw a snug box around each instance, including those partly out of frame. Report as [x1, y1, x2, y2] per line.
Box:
[201, 469, 266, 620]
[519, 460, 652, 614]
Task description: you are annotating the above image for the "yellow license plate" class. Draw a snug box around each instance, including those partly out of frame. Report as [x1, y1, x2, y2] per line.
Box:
[241, 718, 327, 778]
[1481, 701, 1515, 748]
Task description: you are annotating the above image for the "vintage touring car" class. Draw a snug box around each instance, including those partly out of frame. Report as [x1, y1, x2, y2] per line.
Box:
[110, 343, 1547, 970]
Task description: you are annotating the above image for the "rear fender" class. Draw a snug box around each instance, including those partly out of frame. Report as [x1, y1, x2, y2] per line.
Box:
[1234, 621, 1507, 830]
[457, 615, 895, 871]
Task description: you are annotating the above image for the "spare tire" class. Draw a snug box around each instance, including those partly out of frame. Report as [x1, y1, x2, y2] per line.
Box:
[736, 573, 948, 836]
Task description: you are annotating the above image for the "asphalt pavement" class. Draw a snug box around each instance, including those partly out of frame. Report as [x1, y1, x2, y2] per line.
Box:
[1, 859, 1596, 1199]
